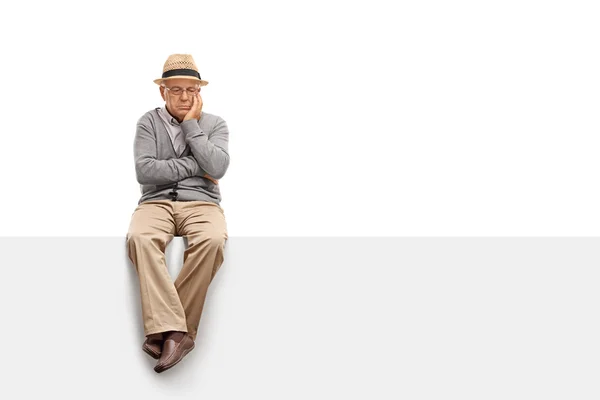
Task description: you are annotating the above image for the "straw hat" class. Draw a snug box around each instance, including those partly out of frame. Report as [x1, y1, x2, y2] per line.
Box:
[153, 54, 209, 86]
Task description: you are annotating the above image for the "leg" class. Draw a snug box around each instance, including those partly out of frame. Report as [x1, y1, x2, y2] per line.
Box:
[126, 200, 188, 336]
[173, 201, 228, 340]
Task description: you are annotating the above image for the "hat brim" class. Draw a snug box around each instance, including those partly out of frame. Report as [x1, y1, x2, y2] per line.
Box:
[154, 76, 209, 86]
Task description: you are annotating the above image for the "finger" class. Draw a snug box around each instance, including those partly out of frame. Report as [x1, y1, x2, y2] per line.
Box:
[203, 174, 218, 185]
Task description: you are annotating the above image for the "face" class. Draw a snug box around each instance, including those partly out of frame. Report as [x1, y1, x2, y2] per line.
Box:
[159, 78, 201, 121]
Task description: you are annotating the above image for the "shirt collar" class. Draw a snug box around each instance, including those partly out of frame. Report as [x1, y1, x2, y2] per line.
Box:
[158, 106, 180, 126]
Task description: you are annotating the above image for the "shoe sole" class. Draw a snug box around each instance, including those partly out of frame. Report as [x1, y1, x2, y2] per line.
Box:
[142, 344, 161, 360]
[154, 342, 195, 373]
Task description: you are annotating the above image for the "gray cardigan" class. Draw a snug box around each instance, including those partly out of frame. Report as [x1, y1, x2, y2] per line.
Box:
[134, 108, 230, 205]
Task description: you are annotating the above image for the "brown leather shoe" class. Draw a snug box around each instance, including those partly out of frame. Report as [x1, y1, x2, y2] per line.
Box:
[142, 333, 163, 359]
[154, 331, 195, 373]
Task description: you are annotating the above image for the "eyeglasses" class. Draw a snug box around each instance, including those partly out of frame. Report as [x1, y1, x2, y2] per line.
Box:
[163, 85, 200, 96]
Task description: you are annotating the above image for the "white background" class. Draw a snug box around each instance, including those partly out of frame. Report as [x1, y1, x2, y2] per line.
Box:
[0, 2, 599, 398]
[0, 0, 598, 236]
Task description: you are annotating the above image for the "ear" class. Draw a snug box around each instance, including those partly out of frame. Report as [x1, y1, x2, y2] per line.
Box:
[159, 85, 166, 101]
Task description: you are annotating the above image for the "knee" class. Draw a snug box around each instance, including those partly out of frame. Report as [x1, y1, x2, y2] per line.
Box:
[189, 231, 227, 250]
[127, 230, 149, 244]
[126, 230, 168, 249]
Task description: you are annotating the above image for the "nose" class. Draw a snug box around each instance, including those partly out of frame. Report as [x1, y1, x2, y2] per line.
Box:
[180, 90, 189, 100]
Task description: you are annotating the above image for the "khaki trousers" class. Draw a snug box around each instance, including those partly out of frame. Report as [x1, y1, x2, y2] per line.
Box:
[126, 200, 228, 341]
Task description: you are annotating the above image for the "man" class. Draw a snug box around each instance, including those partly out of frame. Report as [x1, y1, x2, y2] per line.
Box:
[126, 54, 229, 373]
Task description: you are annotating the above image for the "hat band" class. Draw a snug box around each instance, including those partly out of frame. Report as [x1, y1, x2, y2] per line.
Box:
[162, 68, 201, 79]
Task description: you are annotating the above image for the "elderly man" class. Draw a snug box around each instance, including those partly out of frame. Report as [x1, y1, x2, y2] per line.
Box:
[126, 54, 229, 373]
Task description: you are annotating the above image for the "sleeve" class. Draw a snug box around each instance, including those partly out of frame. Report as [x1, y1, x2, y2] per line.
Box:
[134, 117, 202, 185]
[180, 116, 230, 180]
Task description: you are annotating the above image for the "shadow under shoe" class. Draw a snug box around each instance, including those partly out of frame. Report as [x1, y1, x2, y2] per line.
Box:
[154, 331, 195, 373]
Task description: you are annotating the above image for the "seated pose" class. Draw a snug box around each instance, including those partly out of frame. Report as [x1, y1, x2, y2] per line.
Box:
[126, 53, 230, 373]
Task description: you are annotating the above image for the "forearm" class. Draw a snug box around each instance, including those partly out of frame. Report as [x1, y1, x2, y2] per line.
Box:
[193, 165, 219, 185]
[135, 155, 200, 185]
[181, 118, 230, 180]
[134, 121, 201, 185]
